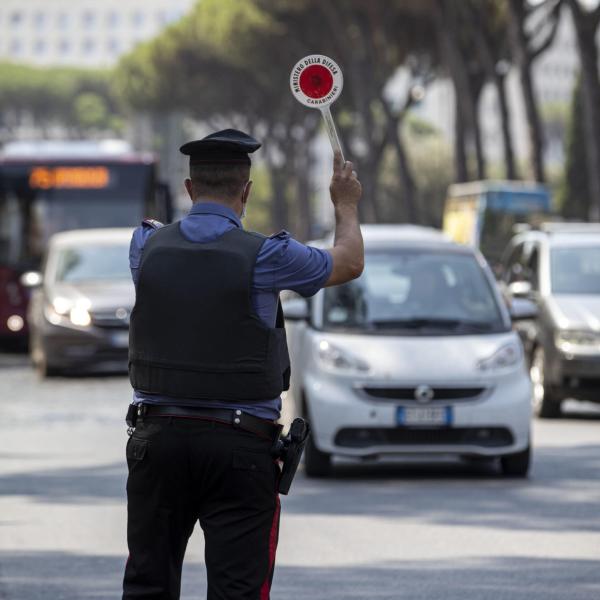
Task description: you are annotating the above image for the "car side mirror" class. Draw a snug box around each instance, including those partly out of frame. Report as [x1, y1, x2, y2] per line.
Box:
[20, 271, 43, 288]
[282, 298, 309, 322]
[510, 297, 538, 321]
[508, 280, 532, 298]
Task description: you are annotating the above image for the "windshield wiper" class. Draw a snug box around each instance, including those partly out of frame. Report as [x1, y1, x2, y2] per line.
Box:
[369, 318, 495, 331]
[370, 318, 462, 329]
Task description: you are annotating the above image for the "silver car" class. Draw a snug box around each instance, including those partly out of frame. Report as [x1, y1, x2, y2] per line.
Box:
[24, 228, 134, 376]
[284, 225, 535, 477]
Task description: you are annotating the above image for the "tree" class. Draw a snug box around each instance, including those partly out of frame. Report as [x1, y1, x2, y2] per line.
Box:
[566, 0, 600, 220]
[464, 0, 518, 179]
[0, 62, 120, 139]
[507, 0, 563, 183]
[559, 76, 590, 219]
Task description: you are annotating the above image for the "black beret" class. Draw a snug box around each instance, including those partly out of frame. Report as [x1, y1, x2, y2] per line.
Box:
[180, 129, 261, 165]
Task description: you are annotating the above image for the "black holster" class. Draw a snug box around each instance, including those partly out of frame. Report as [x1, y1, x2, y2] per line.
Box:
[272, 418, 310, 495]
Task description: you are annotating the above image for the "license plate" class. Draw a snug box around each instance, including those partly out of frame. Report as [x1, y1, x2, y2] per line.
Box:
[397, 406, 452, 426]
[111, 331, 130, 348]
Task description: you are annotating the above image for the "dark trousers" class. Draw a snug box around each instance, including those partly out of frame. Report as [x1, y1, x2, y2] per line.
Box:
[122, 417, 281, 600]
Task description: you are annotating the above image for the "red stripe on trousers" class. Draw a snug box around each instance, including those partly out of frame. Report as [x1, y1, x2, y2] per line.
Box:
[260, 495, 281, 600]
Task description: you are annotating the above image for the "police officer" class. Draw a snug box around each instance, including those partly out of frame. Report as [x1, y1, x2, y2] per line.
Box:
[123, 129, 363, 600]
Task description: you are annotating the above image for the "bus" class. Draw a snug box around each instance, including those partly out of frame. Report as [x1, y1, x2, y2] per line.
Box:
[0, 139, 172, 344]
[442, 180, 552, 273]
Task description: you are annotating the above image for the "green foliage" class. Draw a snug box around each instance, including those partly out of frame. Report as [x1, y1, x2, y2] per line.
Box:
[0, 61, 120, 135]
[557, 76, 590, 219]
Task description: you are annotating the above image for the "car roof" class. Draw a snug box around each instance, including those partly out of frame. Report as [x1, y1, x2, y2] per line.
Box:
[50, 228, 135, 247]
[515, 222, 600, 248]
[310, 224, 471, 252]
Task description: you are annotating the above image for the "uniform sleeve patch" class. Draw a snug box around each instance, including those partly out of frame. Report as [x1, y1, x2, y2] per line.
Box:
[142, 218, 164, 229]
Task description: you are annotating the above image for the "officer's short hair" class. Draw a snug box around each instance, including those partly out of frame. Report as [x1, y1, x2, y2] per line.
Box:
[190, 163, 250, 199]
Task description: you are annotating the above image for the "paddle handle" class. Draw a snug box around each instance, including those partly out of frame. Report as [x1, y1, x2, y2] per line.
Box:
[320, 105, 345, 162]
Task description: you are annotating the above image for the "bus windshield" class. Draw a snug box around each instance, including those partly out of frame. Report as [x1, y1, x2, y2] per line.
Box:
[0, 161, 159, 268]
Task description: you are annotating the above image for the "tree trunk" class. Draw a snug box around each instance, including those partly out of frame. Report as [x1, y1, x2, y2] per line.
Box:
[454, 100, 469, 182]
[466, 1, 517, 180]
[496, 74, 518, 179]
[507, 0, 546, 182]
[569, 1, 600, 221]
[472, 82, 487, 180]
[434, 0, 482, 182]
[380, 99, 419, 222]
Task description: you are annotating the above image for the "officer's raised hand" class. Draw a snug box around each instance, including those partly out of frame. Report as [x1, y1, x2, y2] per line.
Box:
[325, 151, 364, 287]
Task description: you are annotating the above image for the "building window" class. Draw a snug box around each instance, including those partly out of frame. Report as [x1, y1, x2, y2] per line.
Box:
[107, 38, 121, 54]
[34, 39, 46, 55]
[107, 11, 120, 27]
[132, 11, 144, 27]
[57, 13, 69, 30]
[82, 10, 95, 29]
[33, 12, 45, 30]
[82, 38, 95, 55]
[10, 11, 23, 27]
[58, 39, 70, 55]
[10, 39, 22, 55]
[156, 11, 168, 25]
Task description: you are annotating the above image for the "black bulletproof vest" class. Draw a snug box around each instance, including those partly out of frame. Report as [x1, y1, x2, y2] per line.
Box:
[129, 223, 291, 401]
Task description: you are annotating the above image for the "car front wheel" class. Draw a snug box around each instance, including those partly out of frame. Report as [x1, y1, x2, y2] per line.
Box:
[530, 346, 562, 418]
[304, 434, 332, 478]
[501, 445, 531, 477]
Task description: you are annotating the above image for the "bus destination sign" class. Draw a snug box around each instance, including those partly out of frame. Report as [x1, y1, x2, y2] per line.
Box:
[29, 166, 110, 189]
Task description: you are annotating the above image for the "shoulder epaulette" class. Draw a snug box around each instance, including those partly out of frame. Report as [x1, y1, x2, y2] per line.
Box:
[142, 218, 164, 229]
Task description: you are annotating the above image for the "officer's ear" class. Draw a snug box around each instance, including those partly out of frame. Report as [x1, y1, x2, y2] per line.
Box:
[242, 180, 253, 203]
[184, 178, 194, 202]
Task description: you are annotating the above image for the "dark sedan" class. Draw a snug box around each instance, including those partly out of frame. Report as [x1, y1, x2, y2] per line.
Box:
[23, 228, 134, 377]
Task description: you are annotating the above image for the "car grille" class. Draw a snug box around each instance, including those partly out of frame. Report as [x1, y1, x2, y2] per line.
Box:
[334, 427, 514, 448]
[360, 386, 487, 402]
[90, 309, 130, 330]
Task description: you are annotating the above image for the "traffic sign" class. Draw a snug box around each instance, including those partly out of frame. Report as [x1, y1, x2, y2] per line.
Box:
[290, 55, 345, 160]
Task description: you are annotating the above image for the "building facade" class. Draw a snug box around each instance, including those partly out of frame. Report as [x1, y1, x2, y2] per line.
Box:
[0, 0, 194, 67]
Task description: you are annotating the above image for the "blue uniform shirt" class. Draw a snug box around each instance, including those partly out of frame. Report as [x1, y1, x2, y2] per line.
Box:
[129, 201, 332, 419]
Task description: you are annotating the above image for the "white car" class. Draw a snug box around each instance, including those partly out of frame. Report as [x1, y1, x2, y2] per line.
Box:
[284, 225, 534, 477]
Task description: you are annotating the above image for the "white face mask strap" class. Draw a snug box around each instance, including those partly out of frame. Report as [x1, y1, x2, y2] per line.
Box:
[240, 181, 250, 220]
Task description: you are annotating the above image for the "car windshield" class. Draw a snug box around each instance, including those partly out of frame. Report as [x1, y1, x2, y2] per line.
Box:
[55, 243, 130, 283]
[323, 249, 506, 334]
[551, 246, 600, 294]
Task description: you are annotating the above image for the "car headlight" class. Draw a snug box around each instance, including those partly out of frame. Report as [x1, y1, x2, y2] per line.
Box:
[555, 330, 600, 353]
[52, 296, 72, 315]
[45, 297, 92, 327]
[477, 342, 522, 372]
[69, 299, 92, 327]
[317, 340, 370, 373]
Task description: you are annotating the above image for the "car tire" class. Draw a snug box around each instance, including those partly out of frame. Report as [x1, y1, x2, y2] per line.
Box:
[500, 445, 531, 477]
[530, 346, 562, 418]
[304, 434, 332, 478]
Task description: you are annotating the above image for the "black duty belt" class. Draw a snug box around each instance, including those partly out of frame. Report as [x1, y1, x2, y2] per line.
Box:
[139, 404, 281, 440]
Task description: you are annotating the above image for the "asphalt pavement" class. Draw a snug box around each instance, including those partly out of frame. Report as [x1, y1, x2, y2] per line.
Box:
[0, 352, 599, 600]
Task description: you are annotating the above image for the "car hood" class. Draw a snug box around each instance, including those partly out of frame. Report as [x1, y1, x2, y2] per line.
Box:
[49, 280, 135, 312]
[547, 294, 600, 331]
[316, 331, 518, 381]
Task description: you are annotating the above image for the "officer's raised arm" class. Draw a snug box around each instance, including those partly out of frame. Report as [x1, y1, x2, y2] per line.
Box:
[325, 150, 364, 287]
